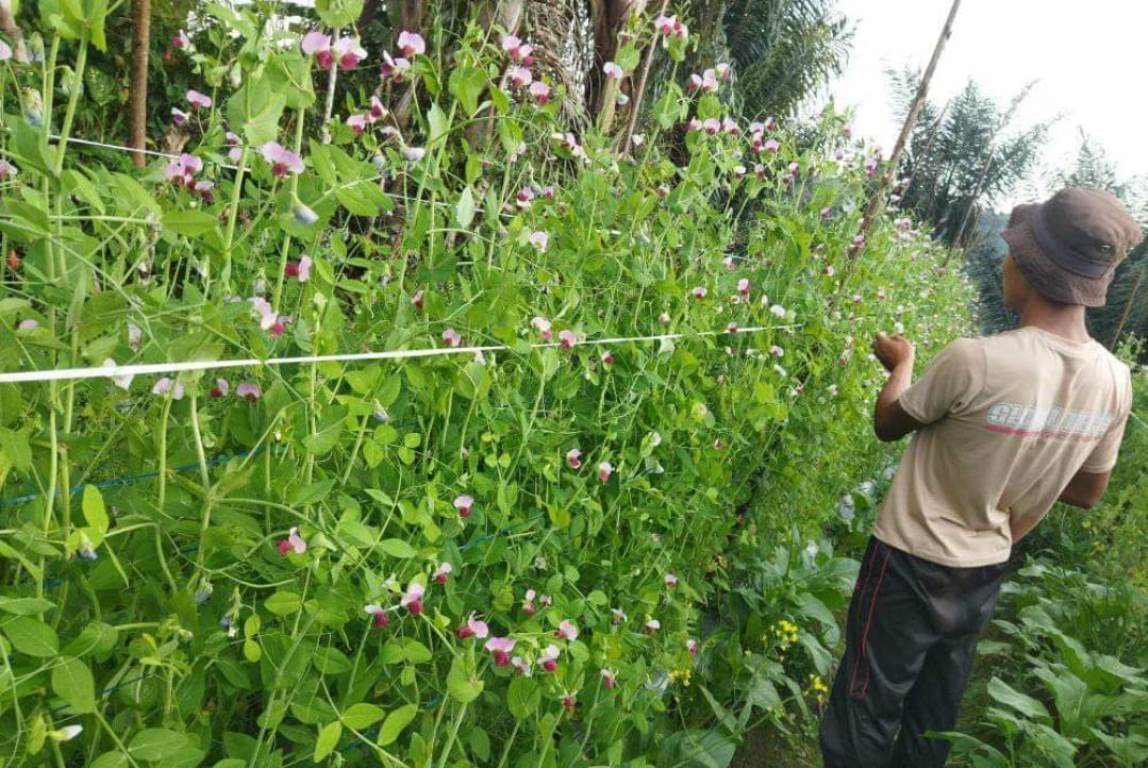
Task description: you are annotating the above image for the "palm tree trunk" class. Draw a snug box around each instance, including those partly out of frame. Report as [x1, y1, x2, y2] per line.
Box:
[129, 0, 151, 168]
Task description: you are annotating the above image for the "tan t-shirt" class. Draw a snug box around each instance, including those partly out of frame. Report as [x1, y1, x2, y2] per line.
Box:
[873, 326, 1133, 567]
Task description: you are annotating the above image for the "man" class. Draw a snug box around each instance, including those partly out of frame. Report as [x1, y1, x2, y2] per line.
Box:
[820, 187, 1142, 767]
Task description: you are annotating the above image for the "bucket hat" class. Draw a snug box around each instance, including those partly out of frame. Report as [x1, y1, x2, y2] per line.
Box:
[1001, 187, 1143, 307]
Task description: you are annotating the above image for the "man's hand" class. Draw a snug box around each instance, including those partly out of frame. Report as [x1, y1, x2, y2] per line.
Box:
[873, 332, 915, 373]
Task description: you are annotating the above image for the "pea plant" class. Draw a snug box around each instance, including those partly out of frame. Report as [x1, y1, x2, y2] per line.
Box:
[0, 2, 972, 766]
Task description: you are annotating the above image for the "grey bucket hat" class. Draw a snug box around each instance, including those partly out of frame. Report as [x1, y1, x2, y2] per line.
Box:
[1001, 187, 1143, 307]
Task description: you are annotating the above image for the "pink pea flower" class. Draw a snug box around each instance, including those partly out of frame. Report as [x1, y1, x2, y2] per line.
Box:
[540, 644, 561, 672]
[225, 131, 242, 162]
[770, 304, 787, 318]
[164, 153, 202, 186]
[612, 608, 627, 624]
[454, 494, 474, 518]
[364, 604, 389, 628]
[700, 70, 719, 92]
[186, 89, 212, 109]
[171, 107, 189, 126]
[511, 656, 532, 676]
[411, 290, 425, 310]
[397, 31, 425, 57]
[236, 383, 262, 401]
[562, 692, 577, 712]
[687, 638, 699, 656]
[789, 161, 800, 177]
[210, 379, 229, 398]
[400, 582, 425, 614]
[644, 618, 661, 634]
[173, 30, 190, 48]
[347, 113, 369, 134]
[655, 15, 677, 35]
[367, 96, 388, 122]
[566, 448, 582, 469]
[658, 312, 670, 325]
[260, 142, 304, 177]
[507, 65, 533, 88]
[715, 63, 731, 81]
[598, 462, 613, 483]
[665, 573, 678, 589]
[301, 30, 333, 68]
[442, 327, 461, 347]
[434, 562, 453, 585]
[528, 231, 549, 252]
[402, 146, 426, 163]
[771, 345, 784, 358]
[727, 322, 739, 334]
[601, 669, 617, 689]
[152, 377, 184, 400]
[0, 159, 17, 178]
[516, 186, 535, 208]
[539, 594, 553, 608]
[603, 62, 624, 79]
[502, 34, 523, 55]
[737, 278, 751, 297]
[865, 157, 879, 177]
[522, 589, 537, 615]
[249, 296, 277, 330]
[687, 74, 703, 92]
[485, 636, 516, 666]
[733, 165, 747, 179]
[702, 118, 720, 136]
[558, 329, 577, 349]
[380, 52, 411, 81]
[531, 316, 552, 341]
[529, 81, 551, 104]
[277, 526, 307, 556]
[555, 620, 579, 642]
[692, 286, 707, 300]
[600, 350, 614, 366]
[722, 117, 739, 136]
[285, 255, 312, 282]
[755, 164, 767, 179]
[456, 613, 489, 639]
[333, 36, 367, 70]
[764, 138, 780, 154]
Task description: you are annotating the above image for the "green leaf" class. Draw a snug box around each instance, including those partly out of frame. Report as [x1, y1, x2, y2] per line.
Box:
[448, 66, 488, 116]
[341, 703, 384, 730]
[427, 103, 450, 146]
[0, 427, 32, 472]
[264, 591, 302, 617]
[2, 616, 59, 658]
[446, 655, 483, 703]
[314, 720, 342, 762]
[128, 729, 190, 762]
[51, 657, 96, 713]
[89, 752, 128, 768]
[987, 677, 1051, 722]
[82, 484, 109, 536]
[377, 704, 417, 747]
[0, 596, 55, 616]
[162, 211, 218, 238]
[507, 675, 540, 720]
[455, 186, 476, 229]
[615, 44, 640, 71]
[226, 82, 287, 146]
[377, 539, 416, 559]
[315, 0, 363, 27]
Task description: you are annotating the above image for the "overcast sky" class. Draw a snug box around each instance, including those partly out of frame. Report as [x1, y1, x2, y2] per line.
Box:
[827, 0, 1148, 205]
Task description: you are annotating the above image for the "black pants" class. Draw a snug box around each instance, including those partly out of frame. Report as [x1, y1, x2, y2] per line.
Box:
[820, 536, 1007, 768]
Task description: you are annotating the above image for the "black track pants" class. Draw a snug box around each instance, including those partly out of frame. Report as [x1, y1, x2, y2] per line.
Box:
[820, 536, 1008, 768]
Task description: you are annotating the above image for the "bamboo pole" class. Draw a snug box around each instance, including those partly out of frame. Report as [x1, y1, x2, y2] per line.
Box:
[128, 0, 151, 168]
[943, 145, 996, 265]
[617, 0, 671, 154]
[860, 0, 963, 242]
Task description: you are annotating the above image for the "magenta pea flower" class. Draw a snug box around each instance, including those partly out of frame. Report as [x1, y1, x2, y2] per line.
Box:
[715, 63, 732, 81]
[442, 327, 461, 347]
[152, 377, 184, 400]
[364, 603, 390, 628]
[600, 350, 614, 366]
[173, 30, 190, 49]
[186, 89, 212, 109]
[530, 316, 552, 341]
[754, 163, 766, 179]
[540, 644, 561, 672]
[562, 692, 577, 711]
[171, 107, 189, 126]
[557, 329, 577, 349]
[687, 638, 699, 656]
[250, 296, 277, 330]
[701, 70, 719, 92]
[333, 36, 367, 70]
[770, 345, 784, 358]
[566, 448, 582, 469]
[277, 526, 307, 556]
[692, 286, 707, 300]
[601, 669, 617, 689]
[502, 35, 534, 64]
[555, 620, 579, 642]
[644, 618, 661, 634]
[301, 30, 334, 68]
[603, 62, 624, 79]
[260, 142, 304, 176]
[236, 383, 262, 401]
[502, 34, 522, 54]
[210, 378, 229, 398]
[0, 159, 18, 179]
[512, 656, 532, 676]
[598, 462, 613, 483]
[164, 153, 202, 186]
[347, 113, 369, 134]
[397, 30, 425, 57]
[655, 15, 677, 35]
[284, 255, 312, 282]
[225, 131, 242, 162]
[764, 138, 781, 154]
[529, 81, 551, 104]
[737, 278, 751, 297]
[665, 573, 678, 589]
[686, 74, 703, 92]
[733, 165, 747, 179]
[401, 582, 425, 614]
[612, 607, 627, 624]
[380, 52, 411, 82]
[516, 186, 535, 208]
[722, 117, 739, 136]
[507, 65, 533, 88]
[453, 494, 474, 518]
[523, 589, 537, 615]
[727, 322, 739, 334]
[702, 118, 720, 136]
[456, 613, 489, 640]
[789, 161, 800, 178]
[0, 41, 11, 61]
[539, 594, 553, 608]
[434, 562, 453, 585]
[486, 636, 516, 666]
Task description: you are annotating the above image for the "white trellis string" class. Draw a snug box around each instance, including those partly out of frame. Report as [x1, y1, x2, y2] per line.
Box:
[0, 325, 787, 385]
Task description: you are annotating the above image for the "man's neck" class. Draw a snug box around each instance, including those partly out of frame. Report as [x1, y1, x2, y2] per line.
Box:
[1018, 300, 1091, 343]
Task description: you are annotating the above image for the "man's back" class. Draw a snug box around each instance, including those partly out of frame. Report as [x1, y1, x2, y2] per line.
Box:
[874, 326, 1132, 567]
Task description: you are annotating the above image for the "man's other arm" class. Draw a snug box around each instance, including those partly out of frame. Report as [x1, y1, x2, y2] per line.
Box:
[872, 333, 926, 442]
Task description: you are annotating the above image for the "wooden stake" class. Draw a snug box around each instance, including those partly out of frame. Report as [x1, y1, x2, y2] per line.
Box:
[617, 0, 671, 154]
[128, 0, 151, 168]
[860, 0, 962, 241]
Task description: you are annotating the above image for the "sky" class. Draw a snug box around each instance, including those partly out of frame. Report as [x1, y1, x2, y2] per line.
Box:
[827, 0, 1148, 206]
